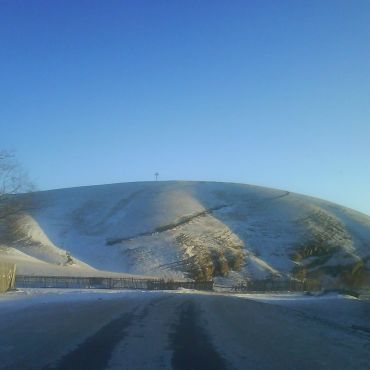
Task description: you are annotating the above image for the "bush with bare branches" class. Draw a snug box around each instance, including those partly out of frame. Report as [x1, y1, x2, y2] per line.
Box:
[0, 150, 34, 243]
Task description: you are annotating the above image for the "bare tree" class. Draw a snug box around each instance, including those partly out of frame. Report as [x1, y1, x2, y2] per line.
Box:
[0, 150, 34, 243]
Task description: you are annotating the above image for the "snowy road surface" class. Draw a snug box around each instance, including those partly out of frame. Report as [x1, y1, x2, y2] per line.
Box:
[0, 290, 369, 370]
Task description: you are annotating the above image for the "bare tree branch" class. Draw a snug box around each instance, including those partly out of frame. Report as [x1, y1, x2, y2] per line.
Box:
[0, 150, 35, 243]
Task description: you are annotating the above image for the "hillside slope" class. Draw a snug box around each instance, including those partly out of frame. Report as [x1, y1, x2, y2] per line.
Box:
[1, 181, 370, 285]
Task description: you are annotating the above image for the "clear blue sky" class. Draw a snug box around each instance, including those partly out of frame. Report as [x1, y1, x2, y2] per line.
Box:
[1, 1, 369, 215]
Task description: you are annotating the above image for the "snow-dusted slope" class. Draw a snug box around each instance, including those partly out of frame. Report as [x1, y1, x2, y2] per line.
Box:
[2, 181, 370, 284]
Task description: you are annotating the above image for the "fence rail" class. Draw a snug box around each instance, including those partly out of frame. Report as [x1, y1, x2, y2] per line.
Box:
[12, 274, 370, 295]
[230, 279, 322, 292]
[15, 275, 214, 291]
[15, 275, 324, 293]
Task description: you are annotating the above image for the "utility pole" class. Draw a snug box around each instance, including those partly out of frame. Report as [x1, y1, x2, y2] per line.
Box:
[154, 172, 159, 181]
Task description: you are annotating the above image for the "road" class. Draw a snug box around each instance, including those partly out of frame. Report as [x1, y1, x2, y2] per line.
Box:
[0, 290, 369, 370]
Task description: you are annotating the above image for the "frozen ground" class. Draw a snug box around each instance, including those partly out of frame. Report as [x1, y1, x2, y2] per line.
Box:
[1, 181, 370, 283]
[0, 289, 369, 370]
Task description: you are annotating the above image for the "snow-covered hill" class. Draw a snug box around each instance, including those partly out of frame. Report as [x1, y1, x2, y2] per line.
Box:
[1, 181, 370, 285]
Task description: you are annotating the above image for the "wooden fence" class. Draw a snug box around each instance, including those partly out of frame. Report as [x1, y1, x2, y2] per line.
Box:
[15, 275, 323, 293]
[15, 275, 214, 291]
[0, 262, 16, 293]
[230, 278, 322, 292]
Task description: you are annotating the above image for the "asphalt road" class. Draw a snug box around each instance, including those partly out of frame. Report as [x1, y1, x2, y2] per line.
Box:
[1, 291, 369, 370]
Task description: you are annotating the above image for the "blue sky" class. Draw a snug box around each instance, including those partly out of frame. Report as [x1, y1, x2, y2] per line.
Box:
[1, 1, 369, 215]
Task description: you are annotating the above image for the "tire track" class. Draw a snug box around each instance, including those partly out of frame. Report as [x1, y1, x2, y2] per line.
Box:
[43, 297, 169, 370]
[43, 310, 136, 370]
[170, 300, 228, 370]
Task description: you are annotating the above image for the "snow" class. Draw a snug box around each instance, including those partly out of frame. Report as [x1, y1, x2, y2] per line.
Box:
[237, 291, 370, 330]
[0, 288, 161, 315]
[1, 288, 369, 370]
[1, 181, 369, 283]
